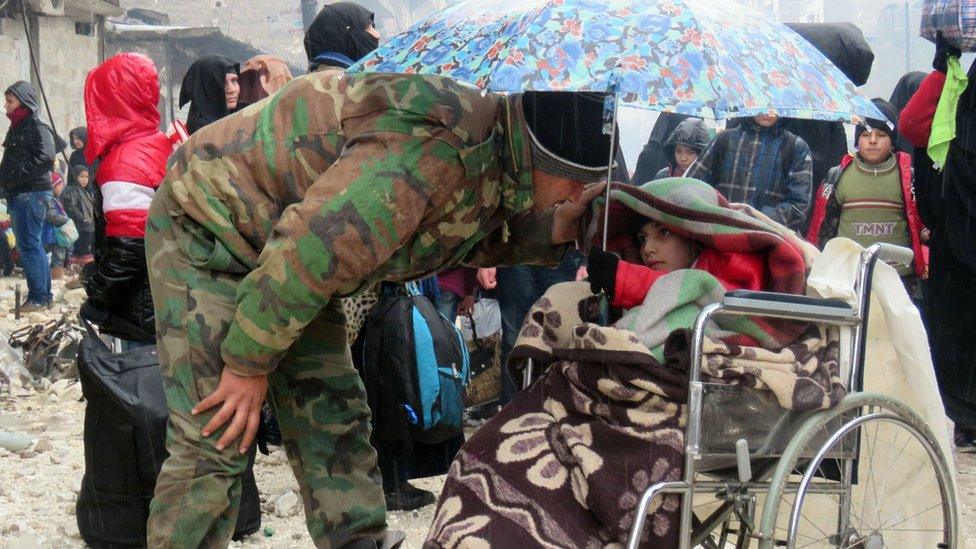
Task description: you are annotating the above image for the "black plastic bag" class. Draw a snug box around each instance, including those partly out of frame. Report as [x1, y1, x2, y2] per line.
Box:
[786, 22, 874, 86]
[75, 320, 260, 547]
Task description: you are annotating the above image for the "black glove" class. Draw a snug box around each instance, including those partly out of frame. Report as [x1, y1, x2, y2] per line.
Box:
[933, 32, 961, 73]
[587, 246, 619, 298]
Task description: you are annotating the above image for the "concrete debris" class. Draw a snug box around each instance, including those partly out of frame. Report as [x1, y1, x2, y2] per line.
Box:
[273, 491, 300, 518]
[32, 436, 52, 454]
[58, 518, 82, 539]
[0, 431, 34, 453]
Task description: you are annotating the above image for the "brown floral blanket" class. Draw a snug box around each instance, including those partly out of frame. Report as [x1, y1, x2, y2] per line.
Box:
[426, 282, 844, 548]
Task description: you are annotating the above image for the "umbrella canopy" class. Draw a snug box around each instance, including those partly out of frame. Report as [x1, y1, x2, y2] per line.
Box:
[351, 0, 884, 123]
[785, 22, 874, 86]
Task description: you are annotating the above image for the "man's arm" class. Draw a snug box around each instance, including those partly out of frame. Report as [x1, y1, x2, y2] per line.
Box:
[219, 133, 461, 377]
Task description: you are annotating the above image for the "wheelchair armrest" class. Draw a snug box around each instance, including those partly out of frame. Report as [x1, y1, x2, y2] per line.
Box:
[720, 290, 857, 322]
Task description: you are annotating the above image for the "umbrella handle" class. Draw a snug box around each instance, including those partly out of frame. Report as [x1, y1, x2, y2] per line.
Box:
[601, 94, 619, 251]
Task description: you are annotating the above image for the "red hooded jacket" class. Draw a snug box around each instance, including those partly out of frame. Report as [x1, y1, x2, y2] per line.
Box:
[84, 53, 171, 238]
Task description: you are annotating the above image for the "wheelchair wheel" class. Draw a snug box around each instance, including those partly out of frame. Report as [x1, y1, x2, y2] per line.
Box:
[756, 393, 957, 549]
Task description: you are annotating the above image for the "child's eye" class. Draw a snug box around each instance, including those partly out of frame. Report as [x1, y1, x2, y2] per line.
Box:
[636, 234, 647, 247]
[659, 228, 670, 237]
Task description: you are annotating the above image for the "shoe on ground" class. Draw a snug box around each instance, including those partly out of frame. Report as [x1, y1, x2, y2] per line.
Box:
[385, 482, 436, 511]
[11, 300, 48, 314]
[955, 425, 976, 452]
[339, 531, 405, 549]
[65, 276, 83, 290]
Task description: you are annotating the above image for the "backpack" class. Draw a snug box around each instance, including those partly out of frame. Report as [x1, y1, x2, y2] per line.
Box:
[356, 290, 470, 445]
[75, 320, 260, 547]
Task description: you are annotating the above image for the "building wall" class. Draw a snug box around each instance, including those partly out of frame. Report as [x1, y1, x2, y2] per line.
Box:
[35, 15, 101, 138]
[0, 17, 34, 139]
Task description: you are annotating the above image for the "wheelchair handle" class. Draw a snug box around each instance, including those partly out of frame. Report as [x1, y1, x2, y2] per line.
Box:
[872, 243, 914, 270]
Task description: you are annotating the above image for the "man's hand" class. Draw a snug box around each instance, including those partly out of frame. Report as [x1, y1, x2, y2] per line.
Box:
[476, 267, 497, 289]
[552, 182, 606, 244]
[575, 266, 589, 281]
[193, 368, 268, 454]
[587, 246, 619, 298]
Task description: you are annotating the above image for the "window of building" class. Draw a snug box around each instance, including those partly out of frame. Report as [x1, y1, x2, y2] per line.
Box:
[75, 22, 94, 36]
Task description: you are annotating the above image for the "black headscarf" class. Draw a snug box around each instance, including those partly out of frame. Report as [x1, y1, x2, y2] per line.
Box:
[304, 2, 377, 71]
[179, 55, 240, 135]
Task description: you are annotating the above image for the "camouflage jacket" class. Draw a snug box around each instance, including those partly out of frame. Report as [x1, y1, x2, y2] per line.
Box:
[159, 72, 567, 376]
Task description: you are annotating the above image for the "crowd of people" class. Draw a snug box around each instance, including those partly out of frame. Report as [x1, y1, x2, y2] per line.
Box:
[0, 1, 975, 547]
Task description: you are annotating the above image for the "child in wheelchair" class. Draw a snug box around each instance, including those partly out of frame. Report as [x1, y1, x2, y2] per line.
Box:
[425, 178, 848, 549]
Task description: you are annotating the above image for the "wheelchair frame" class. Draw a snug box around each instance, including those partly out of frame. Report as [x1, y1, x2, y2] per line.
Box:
[625, 243, 958, 549]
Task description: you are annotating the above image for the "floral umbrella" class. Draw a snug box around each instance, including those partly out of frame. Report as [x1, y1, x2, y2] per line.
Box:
[351, 0, 884, 123]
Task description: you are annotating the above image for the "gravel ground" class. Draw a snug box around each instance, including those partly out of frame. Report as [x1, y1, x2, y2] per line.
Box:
[1, 382, 973, 549]
[0, 273, 973, 548]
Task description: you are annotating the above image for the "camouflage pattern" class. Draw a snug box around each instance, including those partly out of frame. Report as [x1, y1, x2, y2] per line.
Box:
[145, 71, 568, 547]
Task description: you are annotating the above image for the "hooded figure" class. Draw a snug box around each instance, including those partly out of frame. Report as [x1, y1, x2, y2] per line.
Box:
[653, 118, 710, 180]
[0, 81, 57, 309]
[179, 55, 240, 135]
[67, 126, 91, 186]
[238, 55, 293, 106]
[632, 112, 691, 185]
[304, 2, 378, 71]
[0, 81, 55, 197]
[889, 71, 927, 154]
[81, 53, 172, 343]
[143, 70, 611, 548]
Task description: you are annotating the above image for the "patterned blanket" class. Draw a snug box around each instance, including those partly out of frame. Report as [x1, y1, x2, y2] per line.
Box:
[426, 180, 844, 548]
[426, 282, 844, 548]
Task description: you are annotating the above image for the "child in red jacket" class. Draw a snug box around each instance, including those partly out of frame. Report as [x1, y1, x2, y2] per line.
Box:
[587, 178, 806, 311]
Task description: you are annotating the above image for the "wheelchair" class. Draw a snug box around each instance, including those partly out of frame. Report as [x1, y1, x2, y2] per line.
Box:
[623, 243, 959, 549]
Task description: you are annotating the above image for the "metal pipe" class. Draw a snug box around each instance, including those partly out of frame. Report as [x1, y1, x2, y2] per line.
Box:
[626, 481, 689, 549]
[601, 94, 619, 251]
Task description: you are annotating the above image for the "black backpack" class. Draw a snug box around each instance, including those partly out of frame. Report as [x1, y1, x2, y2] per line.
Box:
[356, 293, 470, 446]
[75, 321, 260, 547]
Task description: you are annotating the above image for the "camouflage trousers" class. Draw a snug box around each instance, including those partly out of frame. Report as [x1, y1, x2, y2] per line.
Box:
[144, 191, 386, 548]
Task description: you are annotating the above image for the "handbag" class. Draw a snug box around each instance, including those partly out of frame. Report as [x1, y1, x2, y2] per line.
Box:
[55, 217, 79, 247]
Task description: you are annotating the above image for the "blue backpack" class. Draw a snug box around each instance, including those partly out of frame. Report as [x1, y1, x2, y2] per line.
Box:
[355, 289, 469, 445]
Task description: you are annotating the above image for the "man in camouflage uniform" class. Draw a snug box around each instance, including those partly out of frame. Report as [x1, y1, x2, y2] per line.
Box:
[145, 71, 612, 548]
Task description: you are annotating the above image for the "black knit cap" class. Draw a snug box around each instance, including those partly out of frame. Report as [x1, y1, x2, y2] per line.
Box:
[856, 98, 899, 149]
[521, 91, 615, 183]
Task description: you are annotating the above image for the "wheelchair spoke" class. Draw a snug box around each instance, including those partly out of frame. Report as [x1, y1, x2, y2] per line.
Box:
[878, 501, 943, 531]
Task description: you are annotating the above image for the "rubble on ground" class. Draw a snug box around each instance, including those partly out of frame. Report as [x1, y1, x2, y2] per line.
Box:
[0, 273, 441, 548]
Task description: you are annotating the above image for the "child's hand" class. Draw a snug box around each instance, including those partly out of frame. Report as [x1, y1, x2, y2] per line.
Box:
[587, 246, 619, 298]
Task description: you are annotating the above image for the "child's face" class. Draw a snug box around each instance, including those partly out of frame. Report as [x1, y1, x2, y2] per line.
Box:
[858, 129, 893, 164]
[637, 221, 698, 272]
[77, 171, 89, 187]
[673, 144, 699, 174]
[53, 184, 63, 197]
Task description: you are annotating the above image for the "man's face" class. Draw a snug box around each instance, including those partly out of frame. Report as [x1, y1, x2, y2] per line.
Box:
[531, 169, 585, 212]
[858, 129, 894, 164]
[754, 114, 779, 127]
[4, 93, 21, 115]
